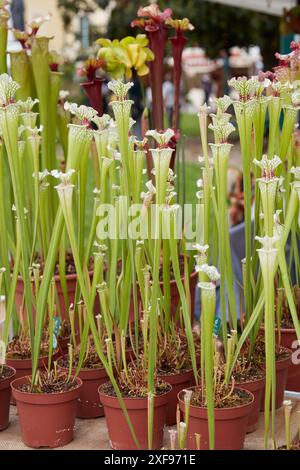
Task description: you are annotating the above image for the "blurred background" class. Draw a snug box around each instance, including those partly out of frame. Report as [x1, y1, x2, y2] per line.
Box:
[7, 1, 299, 112]
[6, 0, 300, 203]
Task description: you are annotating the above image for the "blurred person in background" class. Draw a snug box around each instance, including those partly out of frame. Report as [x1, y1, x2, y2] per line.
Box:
[11, 0, 25, 31]
[163, 70, 174, 128]
[201, 72, 212, 105]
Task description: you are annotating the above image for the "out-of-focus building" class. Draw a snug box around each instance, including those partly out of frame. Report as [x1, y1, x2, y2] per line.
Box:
[23, 0, 65, 50]
[21, 0, 113, 54]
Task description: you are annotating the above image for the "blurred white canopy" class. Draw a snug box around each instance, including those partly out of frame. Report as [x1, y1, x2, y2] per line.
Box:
[205, 0, 297, 16]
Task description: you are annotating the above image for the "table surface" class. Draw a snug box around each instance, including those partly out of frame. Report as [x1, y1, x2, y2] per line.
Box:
[1, 399, 300, 450]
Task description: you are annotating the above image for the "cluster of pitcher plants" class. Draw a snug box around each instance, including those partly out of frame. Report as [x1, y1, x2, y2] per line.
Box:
[0, 1, 300, 451]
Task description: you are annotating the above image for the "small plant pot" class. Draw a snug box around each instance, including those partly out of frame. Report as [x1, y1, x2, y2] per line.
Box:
[178, 386, 254, 450]
[57, 357, 108, 418]
[236, 375, 265, 433]
[276, 327, 300, 392]
[99, 383, 171, 450]
[11, 375, 82, 448]
[158, 369, 194, 425]
[6, 355, 53, 405]
[0, 366, 16, 430]
[260, 349, 292, 411]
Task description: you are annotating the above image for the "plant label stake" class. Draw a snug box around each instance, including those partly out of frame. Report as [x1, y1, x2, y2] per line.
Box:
[213, 317, 221, 337]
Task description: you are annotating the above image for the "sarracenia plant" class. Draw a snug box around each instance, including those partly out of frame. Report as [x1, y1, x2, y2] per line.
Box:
[228, 77, 257, 324]
[196, 262, 220, 450]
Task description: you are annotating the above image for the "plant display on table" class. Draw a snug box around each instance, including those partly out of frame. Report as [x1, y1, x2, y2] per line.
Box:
[1, 1, 300, 454]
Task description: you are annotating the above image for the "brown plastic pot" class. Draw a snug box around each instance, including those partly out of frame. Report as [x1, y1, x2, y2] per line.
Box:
[0, 366, 16, 430]
[6, 353, 59, 405]
[276, 328, 300, 392]
[236, 375, 265, 433]
[178, 386, 254, 450]
[16, 271, 95, 323]
[260, 348, 292, 411]
[57, 356, 108, 418]
[11, 375, 82, 448]
[99, 383, 171, 450]
[158, 369, 194, 425]
[260, 324, 300, 392]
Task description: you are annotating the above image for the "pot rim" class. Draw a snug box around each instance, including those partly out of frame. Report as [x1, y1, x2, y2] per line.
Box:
[6, 354, 49, 364]
[17, 270, 94, 283]
[11, 375, 83, 400]
[157, 368, 194, 381]
[6, 350, 59, 364]
[98, 380, 172, 403]
[261, 324, 299, 334]
[178, 385, 254, 412]
[57, 355, 105, 374]
[0, 365, 16, 389]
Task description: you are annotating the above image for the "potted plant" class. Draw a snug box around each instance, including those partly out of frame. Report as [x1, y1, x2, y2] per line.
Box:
[0, 361, 16, 430]
[156, 321, 194, 425]
[57, 302, 109, 419]
[220, 63, 300, 449]
[179, 264, 253, 450]
[11, 367, 82, 448]
[0, 294, 16, 430]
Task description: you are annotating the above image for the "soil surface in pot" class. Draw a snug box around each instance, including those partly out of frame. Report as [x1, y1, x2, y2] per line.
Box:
[254, 338, 291, 363]
[190, 386, 252, 409]
[100, 381, 171, 399]
[6, 333, 50, 360]
[16, 370, 80, 394]
[58, 343, 103, 370]
[244, 336, 291, 367]
[230, 361, 265, 384]
[23, 251, 94, 276]
[156, 329, 193, 376]
[0, 365, 15, 380]
[100, 362, 170, 398]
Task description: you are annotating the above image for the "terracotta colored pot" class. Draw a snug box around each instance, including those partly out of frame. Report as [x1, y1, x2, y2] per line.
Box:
[276, 328, 300, 392]
[236, 375, 265, 433]
[260, 349, 292, 411]
[15, 271, 95, 323]
[260, 324, 300, 392]
[57, 356, 108, 418]
[99, 383, 171, 450]
[0, 366, 16, 430]
[178, 386, 254, 450]
[129, 269, 198, 323]
[158, 369, 194, 425]
[11, 375, 82, 448]
[6, 353, 58, 405]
